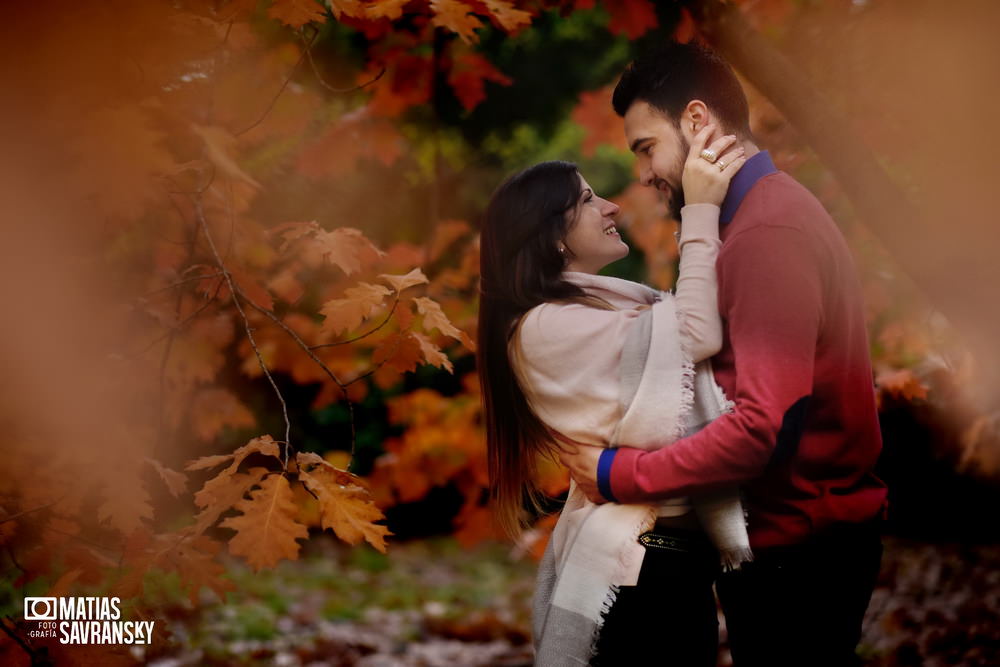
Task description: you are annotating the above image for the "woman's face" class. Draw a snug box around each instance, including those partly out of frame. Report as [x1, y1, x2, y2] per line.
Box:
[561, 175, 627, 274]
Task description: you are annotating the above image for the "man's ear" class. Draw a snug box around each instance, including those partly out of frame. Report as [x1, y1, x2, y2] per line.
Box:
[680, 100, 711, 141]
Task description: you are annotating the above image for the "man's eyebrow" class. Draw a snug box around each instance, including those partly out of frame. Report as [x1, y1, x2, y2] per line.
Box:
[629, 137, 652, 153]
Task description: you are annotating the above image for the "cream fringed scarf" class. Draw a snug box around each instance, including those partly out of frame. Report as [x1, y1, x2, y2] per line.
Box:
[530, 292, 753, 667]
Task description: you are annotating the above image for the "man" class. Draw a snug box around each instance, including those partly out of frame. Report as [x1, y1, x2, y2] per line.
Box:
[559, 42, 887, 666]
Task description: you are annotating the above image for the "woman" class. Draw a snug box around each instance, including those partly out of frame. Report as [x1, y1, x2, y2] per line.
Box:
[477, 126, 751, 666]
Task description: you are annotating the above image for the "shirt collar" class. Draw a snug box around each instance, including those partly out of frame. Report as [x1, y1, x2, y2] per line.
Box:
[720, 150, 778, 224]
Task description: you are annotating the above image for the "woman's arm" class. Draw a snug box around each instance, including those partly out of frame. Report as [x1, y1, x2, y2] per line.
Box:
[673, 203, 722, 363]
[671, 124, 746, 363]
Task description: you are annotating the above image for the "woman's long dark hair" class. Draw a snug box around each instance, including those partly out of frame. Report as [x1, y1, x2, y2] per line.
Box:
[477, 161, 607, 537]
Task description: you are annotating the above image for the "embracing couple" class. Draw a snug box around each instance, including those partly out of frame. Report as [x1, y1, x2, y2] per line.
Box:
[477, 42, 886, 667]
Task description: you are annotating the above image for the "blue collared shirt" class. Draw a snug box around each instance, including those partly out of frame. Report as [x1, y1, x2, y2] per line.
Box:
[719, 150, 778, 224]
[594, 150, 779, 502]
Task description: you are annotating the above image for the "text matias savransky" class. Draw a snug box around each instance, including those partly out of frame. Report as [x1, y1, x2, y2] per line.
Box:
[23, 596, 155, 645]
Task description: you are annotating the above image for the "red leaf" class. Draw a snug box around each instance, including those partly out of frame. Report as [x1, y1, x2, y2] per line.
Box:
[674, 7, 697, 43]
[447, 53, 513, 111]
[571, 86, 623, 156]
[604, 0, 658, 39]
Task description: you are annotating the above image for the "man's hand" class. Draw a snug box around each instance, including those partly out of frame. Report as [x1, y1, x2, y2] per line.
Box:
[552, 431, 607, 504]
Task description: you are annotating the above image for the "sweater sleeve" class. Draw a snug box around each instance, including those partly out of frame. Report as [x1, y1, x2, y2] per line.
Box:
[608, 223, 824, 501]
[674, 204, 723, 363]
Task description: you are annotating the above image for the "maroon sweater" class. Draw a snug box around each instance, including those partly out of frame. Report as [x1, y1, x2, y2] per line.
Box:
[607, 152, 887, 549]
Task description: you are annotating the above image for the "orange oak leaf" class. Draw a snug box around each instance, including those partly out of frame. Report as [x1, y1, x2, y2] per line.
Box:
[328, 0, 365, 19]
[412, 296, 465, 343]
[320, 282, 392, 336]
[191, 124, 261, 188]
[604, 0, 658, 39]
[220, 474, 309, 571]
[268, 0, 327, 27]
[297, 111, 405, 178]
[192, 466, 270, 534]
[876, 368, 929, 402]
[47, 568, 83, 598]
[412, 331, 453, 373]
[428, 220, 471, 263]
[363, 0, 410, 20]
[185, 435, 283, 476]
[145, 457, 188, 497]
[97, 463, 154, 535]
[69, 105, 177, 220]
[430, 0, 483, 44]
[272, 220, 322, 253]
[189, 388, 256, 441]
[448, 52, 512, 111]
[379, 268, 429, 293]
[395, 300, 416, 329]
[314, 227, 385, 275]
[229, 267, 275, 311]
[298, 455, 391, 552]
[373, 331, 423, 374]
[483, 0, 533, 31]
[166, 534, 237, 604]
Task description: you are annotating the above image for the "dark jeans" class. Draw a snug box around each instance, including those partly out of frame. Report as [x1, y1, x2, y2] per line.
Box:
[591, 528, 721, 667]
[717, 521, 884, 667]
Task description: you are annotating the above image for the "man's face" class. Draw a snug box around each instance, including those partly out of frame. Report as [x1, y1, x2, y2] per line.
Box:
[623, 100, 689, 219]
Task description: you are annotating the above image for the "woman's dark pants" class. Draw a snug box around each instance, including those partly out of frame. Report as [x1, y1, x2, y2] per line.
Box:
[591, 528, 720, 667]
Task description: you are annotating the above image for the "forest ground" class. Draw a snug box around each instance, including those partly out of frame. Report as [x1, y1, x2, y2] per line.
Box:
[125, 533, 1000, 667]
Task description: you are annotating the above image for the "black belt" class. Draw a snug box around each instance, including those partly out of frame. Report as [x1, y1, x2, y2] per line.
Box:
[638, 528, 714, 554]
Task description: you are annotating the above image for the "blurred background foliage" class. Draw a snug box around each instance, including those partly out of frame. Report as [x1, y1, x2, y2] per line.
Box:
[2, 0, 1000, 665]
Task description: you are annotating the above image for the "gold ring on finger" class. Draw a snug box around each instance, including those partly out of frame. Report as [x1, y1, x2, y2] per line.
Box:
[717, 160, 727, 171]
[699, 148, 718, 163]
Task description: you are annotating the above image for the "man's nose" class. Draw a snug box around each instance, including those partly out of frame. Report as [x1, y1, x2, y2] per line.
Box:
[638, 164, 654, 187]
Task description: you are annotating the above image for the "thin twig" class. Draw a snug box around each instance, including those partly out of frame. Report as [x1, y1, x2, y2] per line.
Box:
[0, 495, 69, 525]
[233, 286, 360, 461]
[194, 197, 293, 466]
[300, 27, 387, 93]
[140, 272, 225, 298]
[234, 31, 317, 137]
[310, 297, 399, 349]
[0, 617, 36, 664]
[40, 523, 119, 555]
[125, 286, 222, 359]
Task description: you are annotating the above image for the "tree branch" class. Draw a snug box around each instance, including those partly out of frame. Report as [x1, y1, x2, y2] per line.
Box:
[310, 297, 399, 349]
[234, 31, 316, 137]
[300, 27, 387, 94]
[193, 196, 294, 467]
[233, 286, 361, 461]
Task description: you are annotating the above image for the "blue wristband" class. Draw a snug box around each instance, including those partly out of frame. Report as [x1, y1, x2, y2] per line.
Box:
[596, 448, 619, 503]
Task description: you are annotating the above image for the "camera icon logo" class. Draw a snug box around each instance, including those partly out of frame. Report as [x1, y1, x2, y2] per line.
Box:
[24, 597, 58, 621]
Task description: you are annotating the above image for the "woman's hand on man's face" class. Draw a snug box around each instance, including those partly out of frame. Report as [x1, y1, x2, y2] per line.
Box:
[681, 123, 747, 207]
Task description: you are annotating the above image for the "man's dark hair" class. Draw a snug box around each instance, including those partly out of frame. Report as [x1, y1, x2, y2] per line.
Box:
[612, 42, 752, 137]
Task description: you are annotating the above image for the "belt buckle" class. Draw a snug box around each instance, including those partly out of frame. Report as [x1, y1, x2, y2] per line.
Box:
[638, 531, 692, 553]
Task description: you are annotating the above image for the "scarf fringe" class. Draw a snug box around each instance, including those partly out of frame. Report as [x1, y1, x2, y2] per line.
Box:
[671, 356, 698, 444]
[588, 583, 621, 664]
[719, 546, 755, 572]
